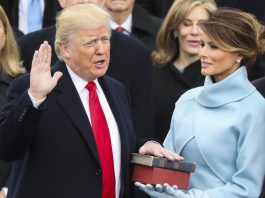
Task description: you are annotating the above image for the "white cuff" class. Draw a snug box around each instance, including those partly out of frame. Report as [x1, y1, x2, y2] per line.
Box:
[1, 187, 8, 196]
[28, 89, 46, 108]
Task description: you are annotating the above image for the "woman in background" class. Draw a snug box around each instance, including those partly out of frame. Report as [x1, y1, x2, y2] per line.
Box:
[152, 0, 217, 141]
[0, 5, 25, 198]
[137, 8, 265, 198]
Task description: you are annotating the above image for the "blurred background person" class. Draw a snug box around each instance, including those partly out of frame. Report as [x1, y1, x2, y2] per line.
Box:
[0, 5, 25, 198]
[152, 0, 217, 142]
[135, 0, 173, 18]
[0, 0, 61, 34]
[137, 7, 265, 198]
[104, 0, 162, 51]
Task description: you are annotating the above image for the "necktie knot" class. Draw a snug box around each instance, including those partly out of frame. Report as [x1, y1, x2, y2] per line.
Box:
[116, 26, 124, 33]
[86, 81, 96, 92]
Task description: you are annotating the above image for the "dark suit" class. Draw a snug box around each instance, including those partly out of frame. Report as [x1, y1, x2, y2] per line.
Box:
[18, 25, 154, 139]
[135, 0, 173, 18]
[0, 0, 61, 32]
[154, 60, 205, 142]
[131, 4, 162, 51]
[0, 61, 137, 198]
[252, 77, 265, 98]
[0, 25, 23, 191]
[0, 73, 13, 189]
[252, 77, 265, 198]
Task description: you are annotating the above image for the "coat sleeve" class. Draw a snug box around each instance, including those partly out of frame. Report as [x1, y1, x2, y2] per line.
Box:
[0, 75, 43, 161]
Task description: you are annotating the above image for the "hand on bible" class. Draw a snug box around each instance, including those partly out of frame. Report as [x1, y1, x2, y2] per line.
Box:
[29, 41, 63, 100]
[139, 141, 184, 161]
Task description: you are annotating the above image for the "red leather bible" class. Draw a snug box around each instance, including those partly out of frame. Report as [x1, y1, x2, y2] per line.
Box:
[131, 153, 196, 189]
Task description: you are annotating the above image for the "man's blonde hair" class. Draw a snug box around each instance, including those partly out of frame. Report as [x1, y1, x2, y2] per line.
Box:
[54, 3, 112, 60]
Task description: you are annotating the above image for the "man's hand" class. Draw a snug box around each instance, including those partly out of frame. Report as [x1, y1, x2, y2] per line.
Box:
[139, 141, 183, 161]
[29, 41, 63, 100]
[0, 189, 7, 198]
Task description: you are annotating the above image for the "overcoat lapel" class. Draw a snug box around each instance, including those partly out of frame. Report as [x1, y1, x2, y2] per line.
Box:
[52, 62, 100, 163]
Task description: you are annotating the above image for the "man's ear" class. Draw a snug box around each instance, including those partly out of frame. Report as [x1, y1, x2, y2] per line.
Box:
[59, 43, 70, 59]
[58, 0, 66, 9]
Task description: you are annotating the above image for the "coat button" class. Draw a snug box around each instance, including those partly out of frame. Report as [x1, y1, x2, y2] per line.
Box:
[96, 169, 101, 175]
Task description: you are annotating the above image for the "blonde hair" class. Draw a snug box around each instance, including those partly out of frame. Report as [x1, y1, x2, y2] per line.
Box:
[199, 7, 265, 65]
[0, 6, 25, 77]
[152, 0, 217, 67]
[54, 3, 111, 60]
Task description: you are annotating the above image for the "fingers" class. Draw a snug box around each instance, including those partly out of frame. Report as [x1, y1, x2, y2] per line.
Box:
[134, 182, 154, 193]
[52, 72, 63, 86]
[31, 41, 51, 72]
[155, 184, 163, 192]
[146, 184, 156, 192]
[160, 149, 184, 161]
[139, 142, 184, 161]
[134, 182, 146, 190]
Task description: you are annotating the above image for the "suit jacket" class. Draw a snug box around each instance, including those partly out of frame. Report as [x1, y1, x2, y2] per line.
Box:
[0, 0, 61, 31]
[0, 61, 137, 198]
[18, 25, 154, 139]
[154, 60, 204, 142]
[131, 4, 162, 51]
[0, 73, 13, 188]
[252, 76, 265, 98]
[216, 0, 265, 22]
[135, 0, 173, 18]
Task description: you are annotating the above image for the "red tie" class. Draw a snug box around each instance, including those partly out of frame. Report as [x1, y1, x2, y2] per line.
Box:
[116, 26, 124, 33]
[86, 82, 115, 198]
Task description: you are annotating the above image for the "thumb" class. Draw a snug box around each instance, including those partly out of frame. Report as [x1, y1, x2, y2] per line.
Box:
[165, 185, 181, 196]
[52, 72, 63, 85]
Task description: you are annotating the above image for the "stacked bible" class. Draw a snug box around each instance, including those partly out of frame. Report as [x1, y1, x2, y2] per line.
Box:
[131, 153, 196, 189]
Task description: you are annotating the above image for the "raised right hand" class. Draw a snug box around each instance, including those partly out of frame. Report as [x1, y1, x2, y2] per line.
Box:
[29, 41, 63, 100]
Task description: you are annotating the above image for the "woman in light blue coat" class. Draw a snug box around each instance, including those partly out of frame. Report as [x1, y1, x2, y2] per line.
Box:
[136, 8, 265, 198]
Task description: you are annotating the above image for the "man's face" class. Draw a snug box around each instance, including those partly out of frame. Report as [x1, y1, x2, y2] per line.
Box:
[58, 0, 104, 8]
[104, 0, 134, 13]
[61, 26, 111, 82]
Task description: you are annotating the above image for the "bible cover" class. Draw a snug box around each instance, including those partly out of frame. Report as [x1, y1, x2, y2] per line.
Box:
[132, 164, 191, 189]
[131, 153, 196, 172]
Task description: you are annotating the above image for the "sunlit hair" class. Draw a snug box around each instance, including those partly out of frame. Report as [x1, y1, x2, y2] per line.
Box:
[0, 6, 24, 77]
[54, 3, 112, 60]
[152, 0, 217, 68]
[199, 7, 265, 65]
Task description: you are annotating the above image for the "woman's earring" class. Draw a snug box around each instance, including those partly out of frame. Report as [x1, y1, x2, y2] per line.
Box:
[173, 31, 178, 38]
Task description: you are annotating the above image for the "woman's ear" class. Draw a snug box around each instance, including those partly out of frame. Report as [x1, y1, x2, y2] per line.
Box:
[173, 31, 178, 38]
[236, 55, 243, 63]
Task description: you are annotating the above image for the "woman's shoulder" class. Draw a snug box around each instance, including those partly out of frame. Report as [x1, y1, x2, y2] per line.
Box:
[177, 86, 203, 103]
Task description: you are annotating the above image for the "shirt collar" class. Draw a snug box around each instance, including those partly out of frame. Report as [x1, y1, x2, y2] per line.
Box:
[65, 64, 102, 94]
[110, 14, 132, 33]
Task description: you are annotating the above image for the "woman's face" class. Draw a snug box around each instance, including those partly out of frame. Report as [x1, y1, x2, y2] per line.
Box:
[199, 33, 240, 82]
[177, 6, 209, 57]
[0, 19, 6, 52]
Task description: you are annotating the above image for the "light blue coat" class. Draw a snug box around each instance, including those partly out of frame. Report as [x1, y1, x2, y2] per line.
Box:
[164, 67, 265, 198]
